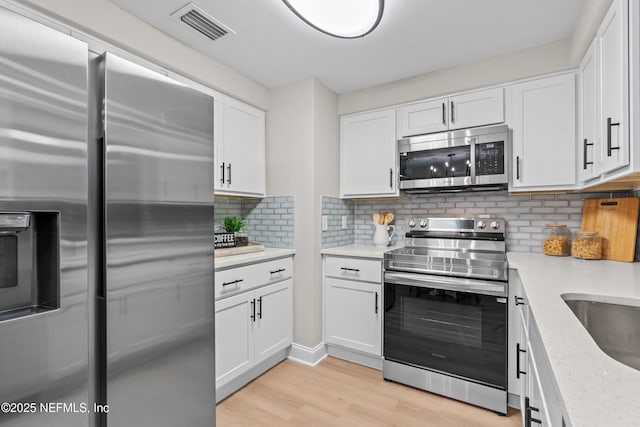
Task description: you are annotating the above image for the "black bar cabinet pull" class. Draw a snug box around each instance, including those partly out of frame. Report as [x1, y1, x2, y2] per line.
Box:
[514, 295, 525, 306]
[525, 398, 542, 425]
[220, 162, 225, 184]
[606, 117, 620, 157]
[375, 292, 379, 314]
[257, 296, 263, 319]
[442, 102, 446, 125]
[516, 343, 527, 379]
[250, 299, 256, 322]
[389, 168, 393, 189]
[450, 101, 455, 124]
[227, 163, 232, 184]
[583, 138, 594, 170]
[270, 268, 285, 275]
[222, 279, 243, 287]
[341, 267, 360, 273]
[516, 156, 521, 180]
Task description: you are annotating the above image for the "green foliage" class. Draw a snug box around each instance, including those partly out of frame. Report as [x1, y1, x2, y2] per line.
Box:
[221, 216, 246, 233]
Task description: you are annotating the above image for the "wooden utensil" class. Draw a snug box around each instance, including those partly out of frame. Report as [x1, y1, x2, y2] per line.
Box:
[373, 212, 381, 224]
[381, 212, 390, 225]
[580, 197, 639, 262]
[384, 212, 394, 225]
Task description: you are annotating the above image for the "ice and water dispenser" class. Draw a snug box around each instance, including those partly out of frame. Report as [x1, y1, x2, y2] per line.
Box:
[0, 212, 60, 320]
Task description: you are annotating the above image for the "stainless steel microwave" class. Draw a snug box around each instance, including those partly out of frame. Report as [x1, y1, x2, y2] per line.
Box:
[398, 124, 510, 193]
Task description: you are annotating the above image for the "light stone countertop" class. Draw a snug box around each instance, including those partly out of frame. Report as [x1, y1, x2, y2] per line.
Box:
[214, 248, 295, 271]
[320, 244, 401, 259]
[507, 252, 640, 427]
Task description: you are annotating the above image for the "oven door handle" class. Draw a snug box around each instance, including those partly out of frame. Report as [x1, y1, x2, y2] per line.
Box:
[384, 271, 507, 297]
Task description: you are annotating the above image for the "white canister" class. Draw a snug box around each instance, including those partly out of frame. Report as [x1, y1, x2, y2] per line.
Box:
[373, 223, 395, 247]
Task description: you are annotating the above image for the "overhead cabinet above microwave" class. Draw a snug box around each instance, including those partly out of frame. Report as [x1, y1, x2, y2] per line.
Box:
[397, 87, 505, 138]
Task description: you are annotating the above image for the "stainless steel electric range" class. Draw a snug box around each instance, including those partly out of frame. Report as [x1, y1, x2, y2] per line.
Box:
[383, 217, 508, 414]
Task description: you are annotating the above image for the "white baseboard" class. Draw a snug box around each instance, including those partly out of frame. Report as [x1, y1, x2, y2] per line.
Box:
[288, 342, 327, 367]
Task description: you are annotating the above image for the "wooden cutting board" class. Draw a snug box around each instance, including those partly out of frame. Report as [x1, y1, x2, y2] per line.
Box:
[581, 197, 639, 262]
[214, 242, 265, 258]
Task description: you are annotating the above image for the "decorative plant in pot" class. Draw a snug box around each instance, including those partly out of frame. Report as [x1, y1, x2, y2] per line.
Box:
[221, 216, 248, 247]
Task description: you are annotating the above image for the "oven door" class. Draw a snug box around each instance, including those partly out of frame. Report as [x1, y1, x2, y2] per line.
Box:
[383, 271, 507, 389]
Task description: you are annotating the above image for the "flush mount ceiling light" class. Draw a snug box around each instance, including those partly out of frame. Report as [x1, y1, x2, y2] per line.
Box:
[283, 0, 384, 39]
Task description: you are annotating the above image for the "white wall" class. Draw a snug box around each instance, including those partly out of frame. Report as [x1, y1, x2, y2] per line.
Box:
[266, 78, 339, 348]
[17, 0, 269, 109]
[569, 0, 614, 65]
[338, 39, 572, 115]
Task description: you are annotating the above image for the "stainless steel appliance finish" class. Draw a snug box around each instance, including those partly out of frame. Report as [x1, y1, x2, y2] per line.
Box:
[564, 298, 640, 371]
[383, 217, 508, 414]
[95, 53, 215, 426]
[399, 124, 510, 193]
[0, 6, 89, 426]
[1, 7, 215, 426]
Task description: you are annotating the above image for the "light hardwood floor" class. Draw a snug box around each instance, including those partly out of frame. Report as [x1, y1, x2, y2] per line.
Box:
[216, 357, 523, 427]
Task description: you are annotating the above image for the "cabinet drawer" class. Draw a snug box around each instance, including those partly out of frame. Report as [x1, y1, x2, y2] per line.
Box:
[215, 257, 293, 300]
[216, 264, 261, 300]
[255, 257, 293, 285]
[325, 256, 382, 283]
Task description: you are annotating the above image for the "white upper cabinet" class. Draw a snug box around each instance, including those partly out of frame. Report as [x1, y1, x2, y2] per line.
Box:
[448, 87, 504, 131]
[597, 0, 629, 175]
[340, 108, 398, 198]
[578, 39, 600, 182]
[397, 98, 449, 137]
[397, 87, 504, 138]
[214, 95, 266, 197]
[510, 73, 576, 190]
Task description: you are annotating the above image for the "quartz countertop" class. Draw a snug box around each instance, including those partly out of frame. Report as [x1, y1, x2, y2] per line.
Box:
[320, 244, 401, 259]
[215, 248, 295, 271]
[507, 252, 640, 427]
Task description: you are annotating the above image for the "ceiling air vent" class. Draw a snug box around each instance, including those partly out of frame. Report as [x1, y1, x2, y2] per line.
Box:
[171, 3, 235, 42]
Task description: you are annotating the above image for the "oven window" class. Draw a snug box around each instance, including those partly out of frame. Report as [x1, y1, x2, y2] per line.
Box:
[384, 283, 506, 388]
[400, 145, 471, 181]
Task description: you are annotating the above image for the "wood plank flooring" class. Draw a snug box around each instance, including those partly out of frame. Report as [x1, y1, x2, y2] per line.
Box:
[216, 357, 523, 427]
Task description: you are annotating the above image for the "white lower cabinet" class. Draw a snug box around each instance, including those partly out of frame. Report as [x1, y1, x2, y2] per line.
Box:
[325, 278, 381, 355]
[510, 270, 566, 426]
[215, 257, 293, 397]
[324, 256, 382, 357]
[215, 292, 253, 386]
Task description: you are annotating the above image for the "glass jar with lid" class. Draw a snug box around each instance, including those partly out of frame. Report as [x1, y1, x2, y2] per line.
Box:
[571, 231, 602, 259]
[543, 224, 570, 256]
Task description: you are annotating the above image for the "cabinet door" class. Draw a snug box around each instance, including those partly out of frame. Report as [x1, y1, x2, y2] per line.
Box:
[508, 271, 524, 397]
[526, 346, 552, 427]
[397, 98, 448, 137]
[511, 73, 576, 190]
[598, 0, 629, 175]
[340, 109, 398, 198]
[519, 307, 529, 427]
[578, 40, 600, 182]
[213, 95, 225, 192]
[215, 292, 253, 387]
[220, 97, 265, 196]
[325, 278, 381, 356]
[254, 280, 292, 363]
[449, 88, 504, 130]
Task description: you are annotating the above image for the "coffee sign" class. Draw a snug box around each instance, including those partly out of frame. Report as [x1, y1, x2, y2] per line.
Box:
[214, 232, 236, 249]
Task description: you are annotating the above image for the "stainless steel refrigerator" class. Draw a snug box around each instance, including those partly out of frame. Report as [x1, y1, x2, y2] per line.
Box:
[0, 6, 215, 427]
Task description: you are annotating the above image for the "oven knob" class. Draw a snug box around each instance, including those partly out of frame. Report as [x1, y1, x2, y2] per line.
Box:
[477, 220, 486, 229]
[490, 220, 500, 230]
[408, 220, 416, 228]
[419, 220, 427, 228]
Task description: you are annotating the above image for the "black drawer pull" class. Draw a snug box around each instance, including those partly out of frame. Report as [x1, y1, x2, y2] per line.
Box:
[270, 268, 285, 275]
[222, 279, 243, 287]
[257, 296, 262, 319]
[250, 299, 256, 322]
[516, 343, 527, 379]
[341, 267, 360, 273]
[375, 292, 379, 314]
[514, 296, 525, 306]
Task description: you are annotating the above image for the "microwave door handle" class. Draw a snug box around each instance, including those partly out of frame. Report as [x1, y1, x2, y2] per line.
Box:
[470, 137, 476, 184]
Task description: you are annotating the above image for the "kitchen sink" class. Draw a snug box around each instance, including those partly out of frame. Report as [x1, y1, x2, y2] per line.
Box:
[563, 297, 640, 371]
